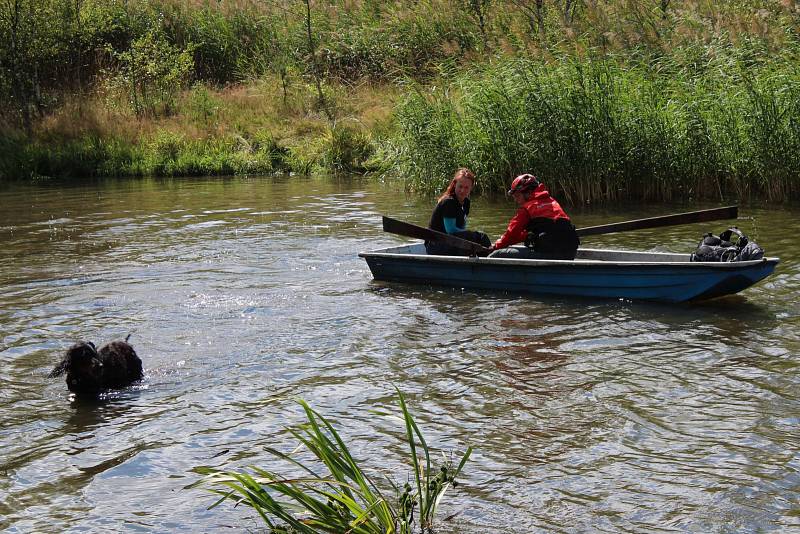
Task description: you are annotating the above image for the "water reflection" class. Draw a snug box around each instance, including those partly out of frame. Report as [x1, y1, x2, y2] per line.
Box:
[62, 394, 139, 432]
[0, 177, 798, 532]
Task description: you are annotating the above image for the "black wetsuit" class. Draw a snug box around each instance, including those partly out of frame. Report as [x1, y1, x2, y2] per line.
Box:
[426, 196, 490, 255]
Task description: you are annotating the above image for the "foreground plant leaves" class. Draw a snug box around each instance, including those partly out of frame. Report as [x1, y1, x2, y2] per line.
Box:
[187, 388, 472, 534]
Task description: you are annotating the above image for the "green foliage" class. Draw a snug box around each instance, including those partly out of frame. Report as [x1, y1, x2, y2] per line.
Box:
[132, 131, 290, 177]
[0, 0, 481, 123]
[236, 16, 298, 91]
[284, 143, 316, 176]
[80, 0, 136, 53]
[741, 73, 800, 199]
[182, 6, 240, 83]
[111, 28, 194, 117]
[0, 125, 365, 179]
[458, 0, 492, 46]
[320, 3, 475, 81]
[160, 3, 265, 84]
[280, 123, 376, 175]
[188, 389, 472, 534]
[7, 135, 136, 179]
[318, 124, 374, 173]
[0, 133, 31, 180]
[0, 0, 73, 127]
[183, 84, 220, 125]
[141, 130, 186, 174]
[386, 84, 469, 193]
[249, 130, 291, 173]
[388, 55, 800, 202]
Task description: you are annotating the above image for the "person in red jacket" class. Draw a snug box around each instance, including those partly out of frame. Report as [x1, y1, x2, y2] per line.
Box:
[489, 174, 580, 259]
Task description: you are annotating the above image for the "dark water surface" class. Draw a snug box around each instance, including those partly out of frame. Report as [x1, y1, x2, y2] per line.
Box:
[1, 176, 798, 533]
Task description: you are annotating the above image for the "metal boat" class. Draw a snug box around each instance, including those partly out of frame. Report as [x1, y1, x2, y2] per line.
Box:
[359, 243, 779, 302]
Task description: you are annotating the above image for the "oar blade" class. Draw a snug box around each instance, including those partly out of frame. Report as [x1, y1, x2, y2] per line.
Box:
[382, 216, 431, 241]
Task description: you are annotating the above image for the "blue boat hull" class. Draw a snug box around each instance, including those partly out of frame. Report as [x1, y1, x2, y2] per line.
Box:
[359, 244, 779, 303]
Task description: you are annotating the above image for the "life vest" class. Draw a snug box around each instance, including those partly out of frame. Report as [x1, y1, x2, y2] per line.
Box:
[494, 183, 574, 250]
[522, 183, 571, 222]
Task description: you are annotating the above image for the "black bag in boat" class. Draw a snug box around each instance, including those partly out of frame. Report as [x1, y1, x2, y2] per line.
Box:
[690, 227, 764, 262]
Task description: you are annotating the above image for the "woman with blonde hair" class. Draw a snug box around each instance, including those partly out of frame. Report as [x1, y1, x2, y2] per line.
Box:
[425, 168, 491, 255]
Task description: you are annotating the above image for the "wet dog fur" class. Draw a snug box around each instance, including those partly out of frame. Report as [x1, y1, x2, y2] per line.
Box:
[49, 335, 143, 396]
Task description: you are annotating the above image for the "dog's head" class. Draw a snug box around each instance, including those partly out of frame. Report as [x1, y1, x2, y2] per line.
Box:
[49, 341, 104, 395]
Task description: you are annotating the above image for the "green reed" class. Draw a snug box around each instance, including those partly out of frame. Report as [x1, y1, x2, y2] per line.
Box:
[389, 53, 800, 203]
[188, 389, 471, 534]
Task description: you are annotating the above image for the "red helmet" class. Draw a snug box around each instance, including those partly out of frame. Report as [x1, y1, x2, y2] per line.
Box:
[507, 174, 539, 196]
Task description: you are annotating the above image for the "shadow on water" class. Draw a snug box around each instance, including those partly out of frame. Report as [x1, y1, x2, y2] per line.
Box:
[62, 392, 138, 432]
[367, 279, 781, 325]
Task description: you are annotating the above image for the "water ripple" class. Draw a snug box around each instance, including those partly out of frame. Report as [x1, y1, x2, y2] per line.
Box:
[0, 180, 798, 532]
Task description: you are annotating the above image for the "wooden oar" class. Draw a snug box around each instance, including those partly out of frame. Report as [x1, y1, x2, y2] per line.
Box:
[382, 216, 492, 256]
[383, 206, 737, 254]
[575, 205, 738, 237]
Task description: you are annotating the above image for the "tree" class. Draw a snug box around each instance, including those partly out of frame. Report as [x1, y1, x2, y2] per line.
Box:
[0, 0, 37, 131]
[560, 0, 578, 26]
[73, 0, 83, 114]
[460, 0, 492, 49]
[302, 0, 332, 120]
[114, 29, 193, 117]
[511, 0, 546, 37]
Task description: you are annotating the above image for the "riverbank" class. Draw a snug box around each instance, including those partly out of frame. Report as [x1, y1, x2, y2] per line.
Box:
[2, 1, 799, 202]
[1, 78, 395, 179]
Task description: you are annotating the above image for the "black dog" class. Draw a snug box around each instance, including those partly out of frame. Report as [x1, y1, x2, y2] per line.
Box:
[49, 335, 143, 396]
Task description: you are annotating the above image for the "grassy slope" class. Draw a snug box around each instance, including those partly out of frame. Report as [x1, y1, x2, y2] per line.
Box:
[1, 0, 799, 201]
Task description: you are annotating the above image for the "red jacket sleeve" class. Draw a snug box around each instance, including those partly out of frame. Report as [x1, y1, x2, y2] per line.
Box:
[494, 207, 530, 249]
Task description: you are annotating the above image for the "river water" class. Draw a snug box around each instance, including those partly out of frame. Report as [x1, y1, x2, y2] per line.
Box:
[1, 176, 798, 533]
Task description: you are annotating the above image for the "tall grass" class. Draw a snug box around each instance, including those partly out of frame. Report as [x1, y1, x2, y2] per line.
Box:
[188, 390, 472, 534]
[388, 53, 800, 203]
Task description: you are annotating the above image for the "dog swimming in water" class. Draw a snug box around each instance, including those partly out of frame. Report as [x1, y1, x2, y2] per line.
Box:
[49, 335, 143, 396]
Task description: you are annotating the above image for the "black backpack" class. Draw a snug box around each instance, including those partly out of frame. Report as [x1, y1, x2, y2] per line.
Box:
[691, 227, 764, 262]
